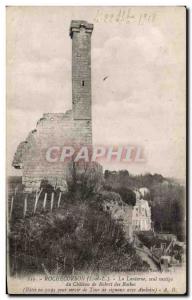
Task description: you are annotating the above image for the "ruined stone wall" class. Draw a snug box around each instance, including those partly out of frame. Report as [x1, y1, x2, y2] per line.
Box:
[12, 110, 92, 191]
[122, 206, 134, 241]
[102, 191, 134, 241]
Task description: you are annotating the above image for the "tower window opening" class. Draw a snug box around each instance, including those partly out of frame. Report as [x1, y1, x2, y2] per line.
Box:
[81, 80, 85, 86]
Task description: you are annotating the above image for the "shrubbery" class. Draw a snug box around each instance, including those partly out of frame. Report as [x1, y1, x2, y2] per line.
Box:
[8, 190, 149, 276]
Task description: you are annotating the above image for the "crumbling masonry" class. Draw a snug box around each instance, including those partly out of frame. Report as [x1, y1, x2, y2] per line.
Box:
[12, 20, 97, 191]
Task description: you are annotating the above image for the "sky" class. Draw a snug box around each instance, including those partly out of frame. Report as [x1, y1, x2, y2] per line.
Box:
[6, 6, 186, 180]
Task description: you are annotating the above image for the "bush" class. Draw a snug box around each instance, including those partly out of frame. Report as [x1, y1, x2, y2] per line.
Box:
[66, 161, 103, 199]
[114, 187, 136, 206]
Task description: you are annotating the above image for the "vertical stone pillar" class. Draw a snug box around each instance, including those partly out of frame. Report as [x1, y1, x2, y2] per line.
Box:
[70, 20, 93, 121]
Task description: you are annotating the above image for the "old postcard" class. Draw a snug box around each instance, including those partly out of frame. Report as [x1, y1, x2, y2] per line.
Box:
[6, 6, 187, 295]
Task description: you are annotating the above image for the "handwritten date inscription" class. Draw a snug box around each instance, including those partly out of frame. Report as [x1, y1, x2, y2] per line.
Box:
[94, 8, 156, 25]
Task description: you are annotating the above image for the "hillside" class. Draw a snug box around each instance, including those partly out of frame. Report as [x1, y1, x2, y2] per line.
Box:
[8, 180, 149, 276]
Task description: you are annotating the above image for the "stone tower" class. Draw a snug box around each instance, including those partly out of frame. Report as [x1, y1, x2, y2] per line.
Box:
[70, 20, 93, 120]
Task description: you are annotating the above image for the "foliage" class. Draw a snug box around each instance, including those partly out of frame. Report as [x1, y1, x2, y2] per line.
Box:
[66, 161, 103, 199]
[114, 187, 136, 206]
[8, 194, 149, 276]
[104, 171, 185, 241]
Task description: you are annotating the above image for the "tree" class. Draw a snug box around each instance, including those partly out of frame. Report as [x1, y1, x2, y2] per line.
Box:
[104, 170, 110, 179]
[66, 161, 103, 199]
[114, 187, 136, 206]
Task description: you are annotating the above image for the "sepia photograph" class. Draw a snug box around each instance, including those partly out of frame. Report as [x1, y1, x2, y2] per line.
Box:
[6, 6, 186, 295]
